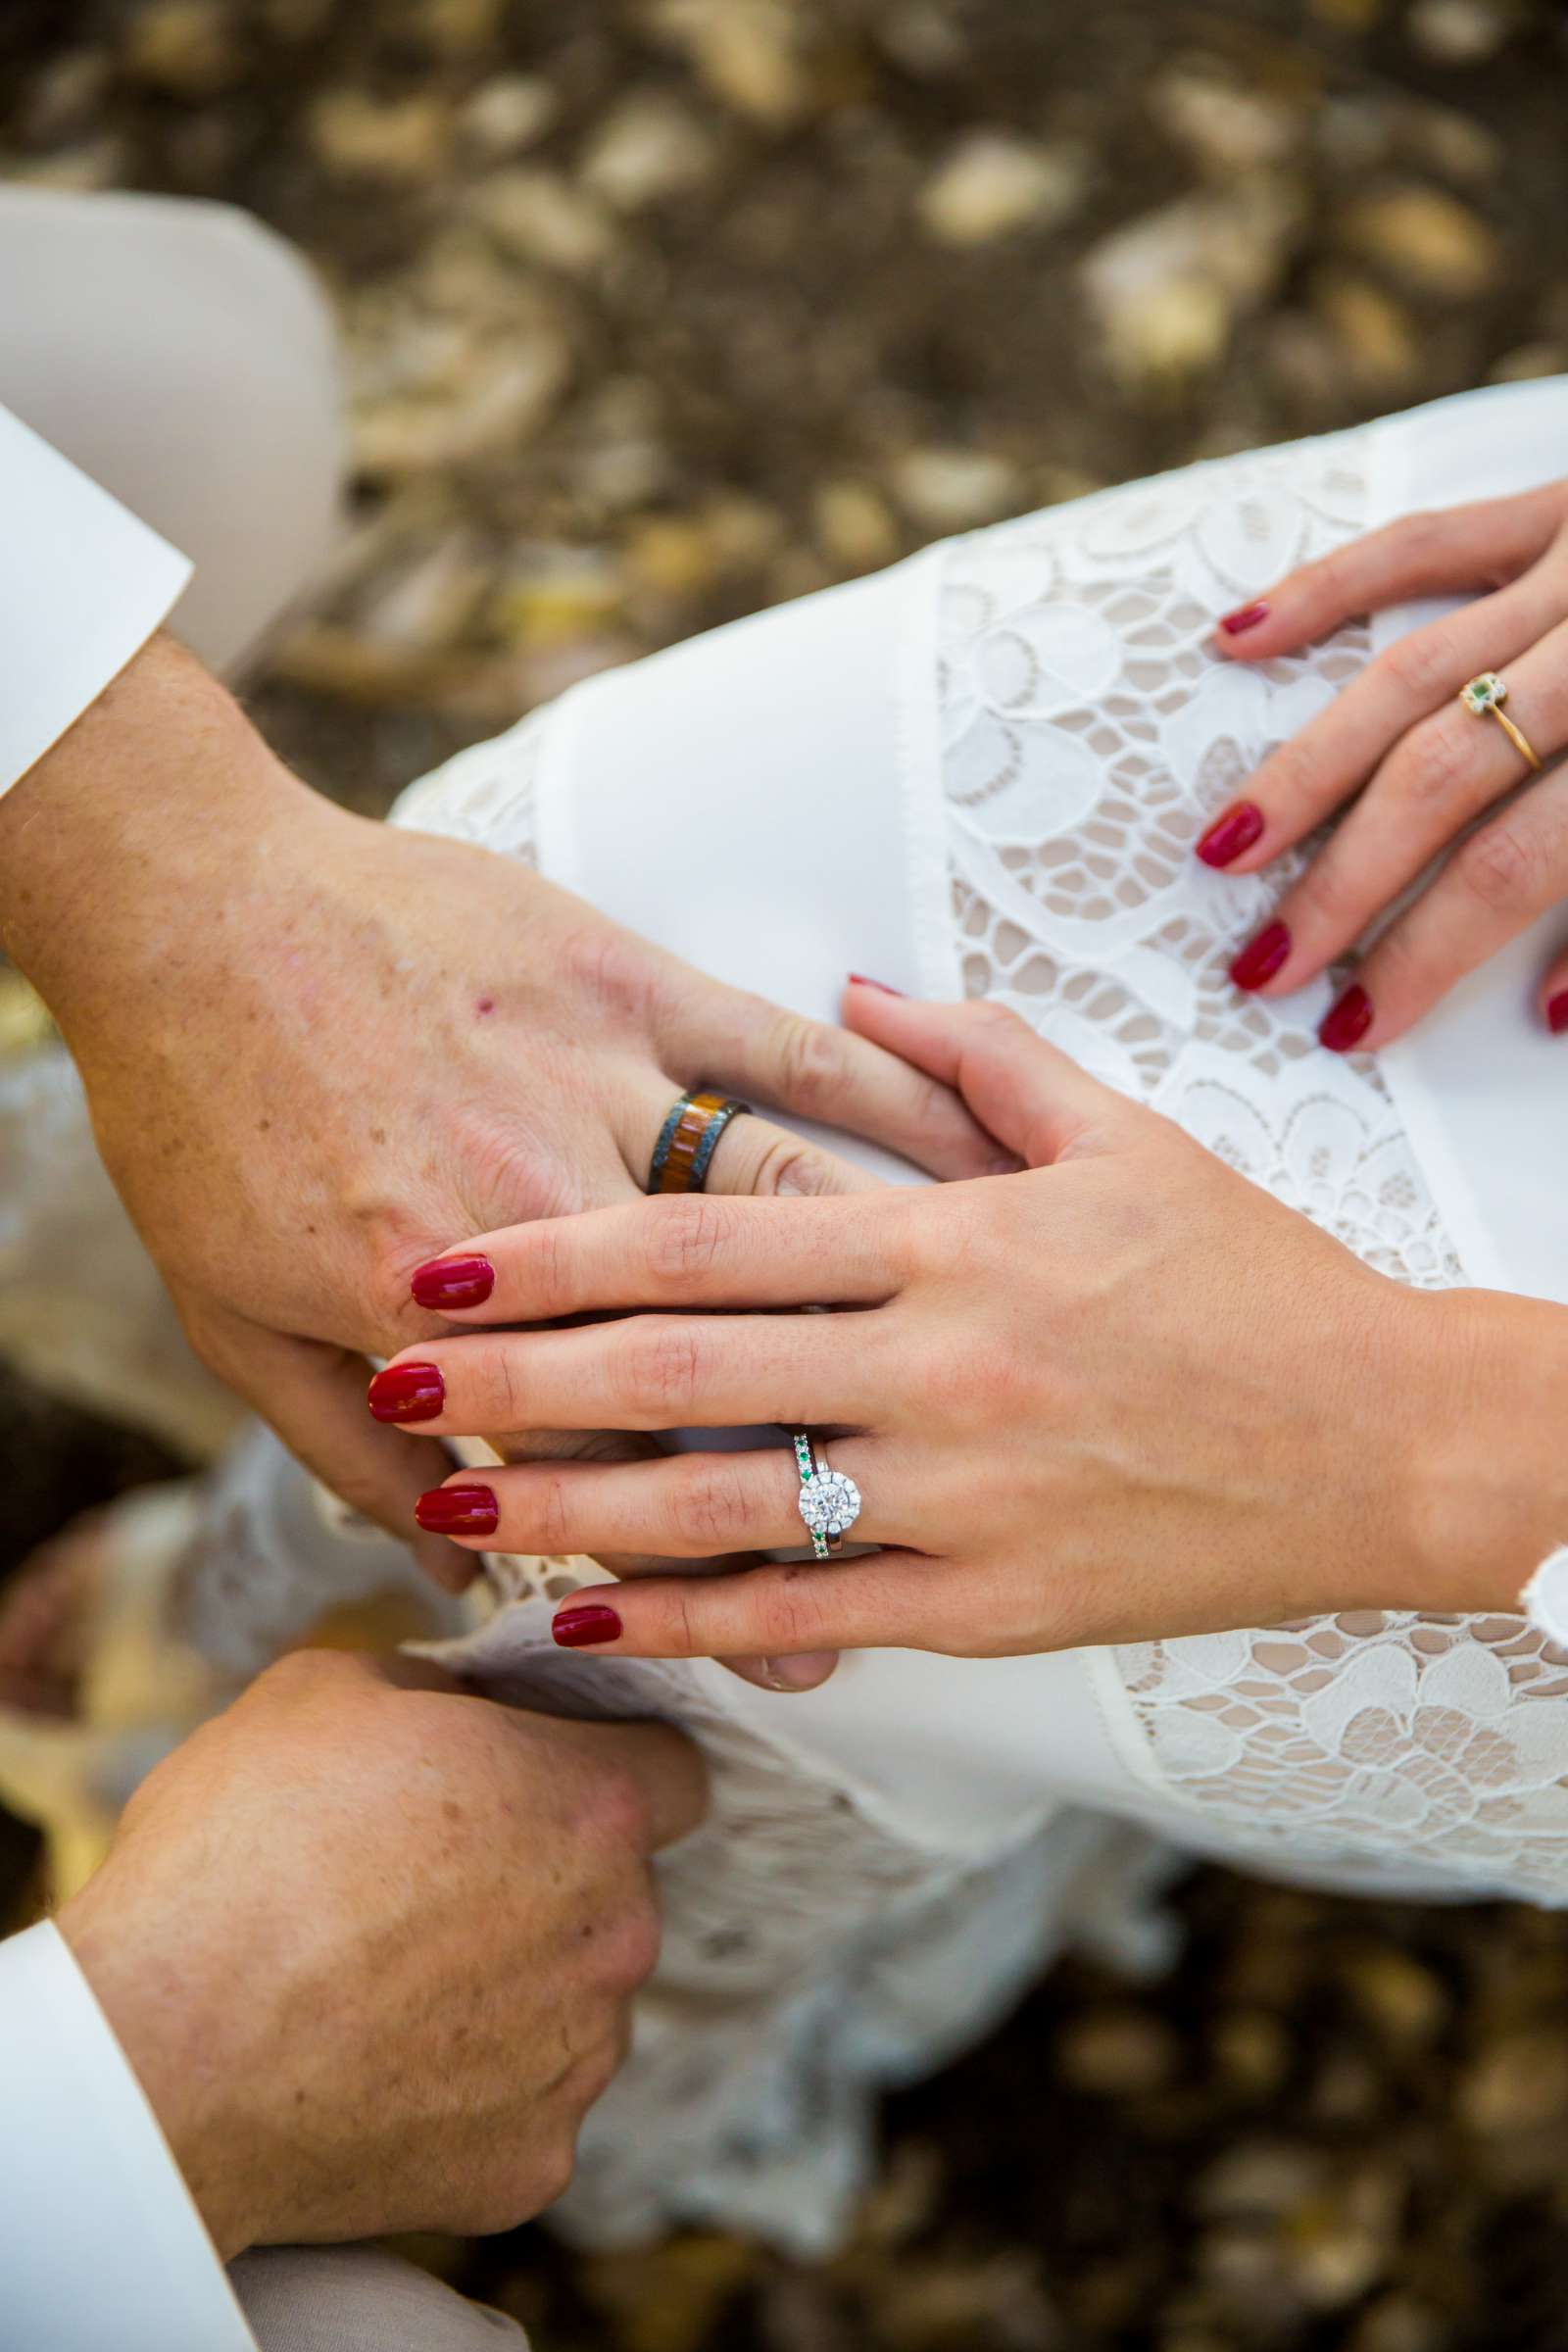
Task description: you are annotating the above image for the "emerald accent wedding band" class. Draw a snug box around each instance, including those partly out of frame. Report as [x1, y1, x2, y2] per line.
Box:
[791, 1430, 861, 1559]
[1459, 672, 1543, 773]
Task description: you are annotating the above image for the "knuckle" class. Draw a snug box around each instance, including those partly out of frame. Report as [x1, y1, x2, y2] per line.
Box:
[535, 1472, 575, 1555]
[522, 1220, 572, 1319]
[1456, 821, 1545, 916]
[671, 1462, 752, 1550]
[586, 1763, 656, 1855]
[647, 1195, 728, 1284]
[1388, 716, 1470, 810]
[1251, 738, 1317, 816]
[1382, 625, 1460, 701]
[768, 1011, 850, 1116]
[477, 1345, 527, 1431]
[750, 1134, 838, 1199]
[561, 925, 658, 1026]
[621, 1320, 704, 1420]
[754, 1566, 828, 1654]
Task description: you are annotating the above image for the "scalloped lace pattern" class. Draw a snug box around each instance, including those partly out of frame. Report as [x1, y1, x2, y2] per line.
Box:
[935, 431, 1568, 1907]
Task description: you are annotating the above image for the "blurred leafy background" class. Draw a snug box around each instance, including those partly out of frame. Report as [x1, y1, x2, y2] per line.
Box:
[6, 1, 1568, 2344]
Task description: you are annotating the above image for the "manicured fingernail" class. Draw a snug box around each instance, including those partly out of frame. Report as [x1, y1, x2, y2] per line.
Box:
[1229, 920, 1292, 992]
[411, 1254, 494, 1311]
[367, 1362, 445, 1423]
[553, 1602, 622, 1649]
[847, 973, 906, 996]
[1219, 601, 1270, 637]
[760, 1652, 836, 1690]
[1547, 993, 1568, 1036]
[1195, 802, 1265, 868]
[1319, 984, 1374, 1054]
[416, 1484, 499, 1536]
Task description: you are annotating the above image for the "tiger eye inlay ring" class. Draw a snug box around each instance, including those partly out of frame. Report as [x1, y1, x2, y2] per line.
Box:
[647, 1091, 752, 1194]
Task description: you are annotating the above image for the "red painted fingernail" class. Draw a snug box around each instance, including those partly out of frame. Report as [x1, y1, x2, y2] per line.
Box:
[1219, 601, 1270, 637]
[847, 973, 906, 996]
[411, 1254, 495, 1311]
[1229, 920, 1292, 992]
[1319, 984, 1374, 1054]
[1548, 993, 1568, 1036]
[367, 1362, 445, 1423]
[553, 1602, 623, 1649]
[1196, 802, 1265, 868]
[416, 1484, 499, 1536]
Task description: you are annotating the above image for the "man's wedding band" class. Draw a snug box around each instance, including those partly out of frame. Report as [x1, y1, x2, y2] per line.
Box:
[1459, 671, 1543, 773]
[792, 1430, 862, 1558]
[648, 1091, 751, 1194]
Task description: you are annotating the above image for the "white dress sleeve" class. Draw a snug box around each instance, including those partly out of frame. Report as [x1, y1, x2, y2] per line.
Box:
[0, 402, 191, 798]
[0, 1920, 256, 2351]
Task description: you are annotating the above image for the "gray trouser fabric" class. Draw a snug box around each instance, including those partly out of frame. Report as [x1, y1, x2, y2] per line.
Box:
[231, 2248, 529, 2350]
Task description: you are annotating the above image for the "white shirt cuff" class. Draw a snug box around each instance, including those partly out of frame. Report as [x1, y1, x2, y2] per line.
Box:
[0, 402, 191, 798]
[0, 1920, 255, 2351]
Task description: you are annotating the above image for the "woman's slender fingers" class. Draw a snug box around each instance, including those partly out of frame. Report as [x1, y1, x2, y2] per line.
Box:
[842, 987, 1132, 1165]
[1210, 490, 1568, 664]
[1231, 626, 1568, 999]
[416, 1440, 898, 1558]
[370, 1313, 884, 1438]
[410, 1194, 908, 1325]
[1318, 760, 1568, 1051]
[1198, 558, 1568, 877]
[668, 977, 1013, 1181]
[548, 1552, 1006, 1662]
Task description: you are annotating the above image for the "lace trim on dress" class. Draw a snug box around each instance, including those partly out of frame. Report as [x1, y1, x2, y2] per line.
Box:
[934, 428, 1568, 1906]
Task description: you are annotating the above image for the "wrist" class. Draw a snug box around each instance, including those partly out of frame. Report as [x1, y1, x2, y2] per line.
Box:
[1397, 1285, 1568, 1613]
[0, 633, 340, 1050]
[58, 1870, 264, 2261]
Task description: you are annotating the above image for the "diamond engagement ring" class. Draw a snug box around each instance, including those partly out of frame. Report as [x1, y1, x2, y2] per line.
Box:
[791, 1430, 862, 1559]
[1459, 672, 1543, 773]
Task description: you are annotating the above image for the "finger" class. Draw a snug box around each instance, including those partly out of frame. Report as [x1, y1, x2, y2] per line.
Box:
[549, 1553, 1001, 1661]
[371, 1313, 882, 1438]
[1199, 555, 1568, 875]
[1211, 491, 1568, 662]
[1537, 939, 1568, 1040]
[722, 1649, 841, 1693]
[415, 1439, 898, 1559]
[1320, 760, 1568, 1050]
[1235, 628, 1568, 1001]
[841, 987, 1132, 1165]
[516, 1713, 710, 1849]
[665, 978, 1012, 1179]
[410, 1193, 906, 1326]
[622, 1072, 884, 1201]
[205, 1320, 476, 1593]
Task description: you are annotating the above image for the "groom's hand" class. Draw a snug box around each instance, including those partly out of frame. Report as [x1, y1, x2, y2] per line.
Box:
[58, 1648, 707, 2258]
[0, 636, 1002, 1583]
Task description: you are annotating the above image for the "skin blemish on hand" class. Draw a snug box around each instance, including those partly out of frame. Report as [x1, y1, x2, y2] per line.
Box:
[475, 996, 496, 1018]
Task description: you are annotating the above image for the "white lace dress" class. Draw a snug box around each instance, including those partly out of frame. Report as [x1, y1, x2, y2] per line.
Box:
[368, 384, 1568, 2253]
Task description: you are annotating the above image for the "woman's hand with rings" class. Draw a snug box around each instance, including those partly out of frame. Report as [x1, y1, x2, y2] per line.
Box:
[370, 987, 1568, 1671]
[1199, 479, 1568, 1049]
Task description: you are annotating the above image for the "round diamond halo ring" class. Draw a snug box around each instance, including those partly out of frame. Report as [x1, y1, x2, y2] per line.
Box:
[797, 1464, 861, 1545]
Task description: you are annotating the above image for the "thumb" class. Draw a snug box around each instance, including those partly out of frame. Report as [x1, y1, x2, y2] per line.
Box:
[841, 985, 1132, 1167]
[208, 1321, 475, 1595]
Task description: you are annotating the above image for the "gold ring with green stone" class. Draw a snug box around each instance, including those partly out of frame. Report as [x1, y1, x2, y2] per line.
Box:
[1459, 672, 1543, 773]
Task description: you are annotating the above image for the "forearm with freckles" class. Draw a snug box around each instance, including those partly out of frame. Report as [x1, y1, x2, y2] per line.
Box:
[0, 632, 346, 1050]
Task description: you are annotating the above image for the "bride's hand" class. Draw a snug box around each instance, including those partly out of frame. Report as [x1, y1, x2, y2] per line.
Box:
[377, 987, 1566, 1667]
[1199, 479, 1568, 1050]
